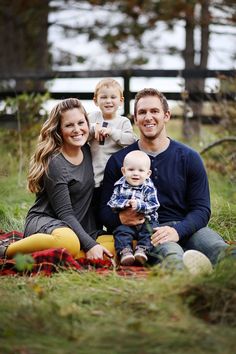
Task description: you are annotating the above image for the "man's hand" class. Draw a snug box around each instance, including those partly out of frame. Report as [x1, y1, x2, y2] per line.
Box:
[151, 226, 179, 246]
[119, 208, 145, 226]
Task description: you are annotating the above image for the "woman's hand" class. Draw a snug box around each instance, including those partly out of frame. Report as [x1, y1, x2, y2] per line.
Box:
[119, 208, 145, 226]
[86, 244, 113, 260]
[151, 226, 179, 246]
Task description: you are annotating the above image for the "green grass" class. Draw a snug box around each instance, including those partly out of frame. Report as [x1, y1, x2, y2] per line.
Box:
[0, 263, 235, 354]
[0, 119, 235, 354]
[206, 171, 236, 242]
[0, 173, 33, 231]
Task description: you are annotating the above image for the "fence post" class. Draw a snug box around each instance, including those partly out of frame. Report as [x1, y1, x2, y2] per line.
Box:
[123, 73, 131, 117]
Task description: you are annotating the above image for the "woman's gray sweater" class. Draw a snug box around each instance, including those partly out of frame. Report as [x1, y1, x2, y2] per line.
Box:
[24, 144, 98, 252]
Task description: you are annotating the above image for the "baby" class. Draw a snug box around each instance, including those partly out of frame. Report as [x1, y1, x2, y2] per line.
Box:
[108, 150, 160, 266]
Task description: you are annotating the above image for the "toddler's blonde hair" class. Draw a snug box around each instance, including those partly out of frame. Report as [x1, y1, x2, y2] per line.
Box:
[94, 78, 123, 100]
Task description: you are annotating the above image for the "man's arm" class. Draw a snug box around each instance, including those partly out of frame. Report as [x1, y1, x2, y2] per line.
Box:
[151, 150, 211, 245]
[170, 150, 211, 240]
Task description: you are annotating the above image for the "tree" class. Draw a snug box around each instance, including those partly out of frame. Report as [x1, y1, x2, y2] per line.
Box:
[49, 0, 235, 139]
[0, 0, 235, 139]
[0, 0, 50, 91]
[182, 0, 210, 139]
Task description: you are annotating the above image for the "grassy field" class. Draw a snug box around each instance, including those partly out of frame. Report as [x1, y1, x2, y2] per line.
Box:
[0, 120, 235, 354]
[0, 264, 235, 354]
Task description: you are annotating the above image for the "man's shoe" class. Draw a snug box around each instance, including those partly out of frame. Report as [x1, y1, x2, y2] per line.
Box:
[0, 245, 7, 259]
[183, 250, 213, 275]
[120, 248, 135, 266]
[134, 246, 148, 265]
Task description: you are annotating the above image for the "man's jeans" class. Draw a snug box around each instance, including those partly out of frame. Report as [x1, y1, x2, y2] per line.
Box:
[148, 222, 234, 268]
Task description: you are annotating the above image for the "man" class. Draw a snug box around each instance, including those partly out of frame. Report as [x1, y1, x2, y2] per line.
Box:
[99, 88, 231, 272]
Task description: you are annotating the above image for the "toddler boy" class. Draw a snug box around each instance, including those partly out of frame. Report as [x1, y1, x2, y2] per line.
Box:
[88, 78, 136, 228]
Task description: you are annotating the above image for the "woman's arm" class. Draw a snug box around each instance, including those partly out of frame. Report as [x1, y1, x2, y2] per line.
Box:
[44, 161, 97, 252]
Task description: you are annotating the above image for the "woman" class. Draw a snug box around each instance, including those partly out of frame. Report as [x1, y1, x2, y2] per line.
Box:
[0, 98, 114, 260]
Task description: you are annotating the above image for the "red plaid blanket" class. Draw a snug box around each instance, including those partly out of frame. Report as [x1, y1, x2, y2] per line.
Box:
[0, 230, 149, 277]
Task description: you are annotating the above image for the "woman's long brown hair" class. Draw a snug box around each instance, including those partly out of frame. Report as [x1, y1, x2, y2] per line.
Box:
[27, 98, 89, 193]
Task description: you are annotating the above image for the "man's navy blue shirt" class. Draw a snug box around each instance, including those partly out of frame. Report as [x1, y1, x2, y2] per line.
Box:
[99, 139, 211, 241]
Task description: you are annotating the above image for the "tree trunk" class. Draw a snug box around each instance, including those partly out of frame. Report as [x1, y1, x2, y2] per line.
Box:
[0, 0, 50, 91]
[183, 1, 210, 140]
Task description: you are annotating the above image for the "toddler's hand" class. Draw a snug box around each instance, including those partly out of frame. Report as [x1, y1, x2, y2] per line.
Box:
[95, 123, 101, 141]
[100, 127, 111, 137]
[94, 123, 111, 142]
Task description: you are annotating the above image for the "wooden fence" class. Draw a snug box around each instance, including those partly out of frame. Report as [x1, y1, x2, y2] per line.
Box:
[0, 68, 235, 117]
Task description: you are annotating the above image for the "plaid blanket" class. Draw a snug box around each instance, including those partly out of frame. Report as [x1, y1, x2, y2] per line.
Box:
[0, 230, 149, 277]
